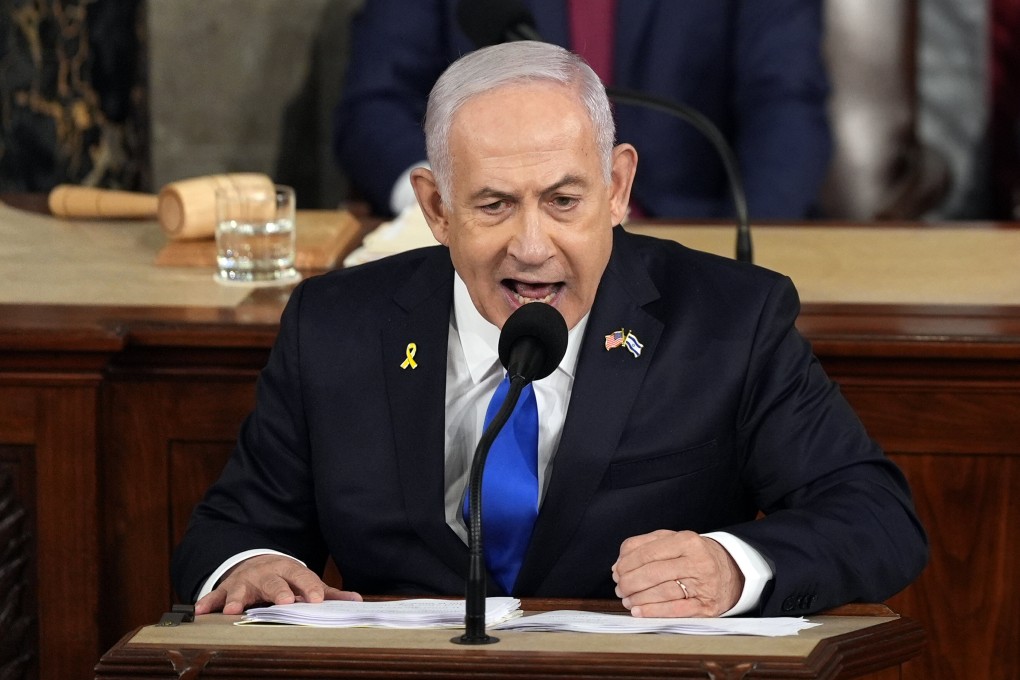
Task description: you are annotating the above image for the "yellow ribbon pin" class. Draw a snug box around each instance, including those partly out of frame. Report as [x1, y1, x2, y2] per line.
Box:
[400, 342, 418, 369]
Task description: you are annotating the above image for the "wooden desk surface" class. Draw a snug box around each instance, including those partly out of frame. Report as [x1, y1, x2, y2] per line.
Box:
[0, 198, 255, 308]
[3, 199, 1020, 354]
[4, 197, 1019, 309]
[626, 222, 1020, 306]
[95, 603, 922, 680]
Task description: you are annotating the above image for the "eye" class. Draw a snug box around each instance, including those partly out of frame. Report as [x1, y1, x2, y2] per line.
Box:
[550, 195, 580, 210]
[479, 199, 509, 214]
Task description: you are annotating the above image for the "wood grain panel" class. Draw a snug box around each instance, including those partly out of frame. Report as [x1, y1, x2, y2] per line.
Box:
[33, 387, 100, 680]
[0, 386, 103, 680]
[0, 388, 36, 444]
[823, 370, 1020, 680]
[102, 377, 257, 649]
[840, 383, 1020, 454]
[884, 453, 1019, 680]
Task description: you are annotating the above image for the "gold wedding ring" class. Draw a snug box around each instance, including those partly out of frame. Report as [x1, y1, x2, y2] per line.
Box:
[675, 579, 690, 598]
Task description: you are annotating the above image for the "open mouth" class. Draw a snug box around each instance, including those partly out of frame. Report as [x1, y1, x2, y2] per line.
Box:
[503, 279, 562, 306]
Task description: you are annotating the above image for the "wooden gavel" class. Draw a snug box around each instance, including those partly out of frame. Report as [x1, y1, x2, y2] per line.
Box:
[47, 173, 276, 240]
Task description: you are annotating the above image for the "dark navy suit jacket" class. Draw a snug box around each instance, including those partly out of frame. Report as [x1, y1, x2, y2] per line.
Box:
[172, 228, 927, 615]
[333, 0, 832, 220]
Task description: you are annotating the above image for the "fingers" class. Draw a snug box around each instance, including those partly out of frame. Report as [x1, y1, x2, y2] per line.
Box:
[625, 580, 713, 618]
[612, 530, 701, 592]
[222, 572, 296, 614]
[194, 588, 227, 616]
[612, 531, 743, 618]
[197, 554, 363, 615]
[324, 585, 364, 602]
[617, 529, 678, 559]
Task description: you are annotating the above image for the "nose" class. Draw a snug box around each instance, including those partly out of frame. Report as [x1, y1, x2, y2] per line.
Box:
[506, 209, 555, 266]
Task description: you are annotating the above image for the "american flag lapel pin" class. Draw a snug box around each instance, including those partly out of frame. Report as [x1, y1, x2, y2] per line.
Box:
[605, 329, 643, 358]
[605, 329, 626, 351]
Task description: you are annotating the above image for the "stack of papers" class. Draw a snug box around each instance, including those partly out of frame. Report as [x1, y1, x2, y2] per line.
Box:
[238, 597, 521, 629]
[492, 610, 820, 637]
[237, 599, 819, 637]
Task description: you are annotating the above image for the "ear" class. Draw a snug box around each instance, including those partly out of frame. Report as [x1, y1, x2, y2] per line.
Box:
[410, 167, 451, 246]
[608, 143, 638, 226]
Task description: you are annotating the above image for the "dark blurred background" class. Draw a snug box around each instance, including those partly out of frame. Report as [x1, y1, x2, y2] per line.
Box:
[0, 0, 1014, 220]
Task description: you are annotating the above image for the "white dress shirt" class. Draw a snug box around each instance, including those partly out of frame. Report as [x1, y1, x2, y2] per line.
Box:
[443, 274, 585, 541]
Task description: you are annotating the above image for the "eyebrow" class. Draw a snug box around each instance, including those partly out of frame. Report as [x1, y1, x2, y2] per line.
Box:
[545, 174, 589, 194]
[468, 174, 590, 203]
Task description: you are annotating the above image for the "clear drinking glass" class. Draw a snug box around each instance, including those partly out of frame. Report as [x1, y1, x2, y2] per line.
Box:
[215, 183, 298, 284]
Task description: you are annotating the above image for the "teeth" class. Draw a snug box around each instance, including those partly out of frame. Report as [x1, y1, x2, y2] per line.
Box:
[512, 291, 556, 305]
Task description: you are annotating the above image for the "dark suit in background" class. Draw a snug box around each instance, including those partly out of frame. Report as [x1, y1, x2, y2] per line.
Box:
[332, 0, 833, 220]
[172, 228, 927, 615]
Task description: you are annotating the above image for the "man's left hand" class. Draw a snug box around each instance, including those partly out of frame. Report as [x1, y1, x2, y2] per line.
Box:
[612, 530, 744, 617]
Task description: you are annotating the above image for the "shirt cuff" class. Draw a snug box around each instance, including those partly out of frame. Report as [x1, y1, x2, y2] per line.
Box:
[702, 531, 774, 617]
[195, 549, 306, 602]
[389, 161, 429, 215]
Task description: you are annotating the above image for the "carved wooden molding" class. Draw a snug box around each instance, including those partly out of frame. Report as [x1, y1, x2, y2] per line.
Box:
[0, 472, 34, 679]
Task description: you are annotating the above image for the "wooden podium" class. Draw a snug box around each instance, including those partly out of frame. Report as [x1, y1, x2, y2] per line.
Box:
[93, 602, 922, 680]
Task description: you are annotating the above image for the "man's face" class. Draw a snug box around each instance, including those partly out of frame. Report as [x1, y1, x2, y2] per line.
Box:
[413, 81, 636, 330]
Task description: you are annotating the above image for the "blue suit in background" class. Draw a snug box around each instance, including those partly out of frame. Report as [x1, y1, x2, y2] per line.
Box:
[333, 0, 832, 220]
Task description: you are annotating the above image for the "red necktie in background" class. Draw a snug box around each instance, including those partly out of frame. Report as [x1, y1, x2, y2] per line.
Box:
[568, 0, 617, 86]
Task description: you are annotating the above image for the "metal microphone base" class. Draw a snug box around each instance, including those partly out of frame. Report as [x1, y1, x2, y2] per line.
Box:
[451, 633, 500, 645]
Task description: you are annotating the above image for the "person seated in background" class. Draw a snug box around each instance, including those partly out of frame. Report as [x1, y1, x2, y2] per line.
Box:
[173, 40, 926, 619]
[332, 0, 832, 221]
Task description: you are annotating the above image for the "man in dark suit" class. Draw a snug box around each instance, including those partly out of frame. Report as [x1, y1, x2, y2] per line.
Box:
[174, 41, 926, 618]
[333, 0, 832, 220]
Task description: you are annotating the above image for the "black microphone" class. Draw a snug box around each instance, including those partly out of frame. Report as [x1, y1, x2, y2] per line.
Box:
[453, 302, 568, 645]
[454, 0, 753, 264]
[498, 301, 568, 382]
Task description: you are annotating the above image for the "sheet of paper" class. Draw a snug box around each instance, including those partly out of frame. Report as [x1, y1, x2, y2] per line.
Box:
[343, 204, 437, 266]
[491, 610, 820, 637]
[238, 597, 521, 629]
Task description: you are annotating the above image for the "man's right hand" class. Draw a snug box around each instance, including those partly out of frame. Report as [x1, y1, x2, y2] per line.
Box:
[195, 554, 363, 615]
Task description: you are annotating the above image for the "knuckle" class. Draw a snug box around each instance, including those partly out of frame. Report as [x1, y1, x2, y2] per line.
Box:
[619, 535, 641, 552]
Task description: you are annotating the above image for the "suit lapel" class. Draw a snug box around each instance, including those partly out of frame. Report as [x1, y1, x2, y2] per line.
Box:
[382, 249, 470, 580]
[517, 229, 664, 593]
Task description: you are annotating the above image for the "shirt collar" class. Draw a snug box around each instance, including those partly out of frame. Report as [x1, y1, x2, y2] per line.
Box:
[453, 273, 588, 385]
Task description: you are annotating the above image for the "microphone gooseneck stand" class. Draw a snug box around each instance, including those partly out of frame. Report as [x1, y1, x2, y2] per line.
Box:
[452, 302, 565, 645]
[606, 87, 752, 264]
[452, 374, 527, 645]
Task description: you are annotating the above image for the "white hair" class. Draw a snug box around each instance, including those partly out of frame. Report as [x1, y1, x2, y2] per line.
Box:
[423, 41, 616, 204]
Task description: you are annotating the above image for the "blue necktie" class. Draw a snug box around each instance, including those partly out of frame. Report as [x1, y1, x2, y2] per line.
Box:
[463, 375, 540, 594]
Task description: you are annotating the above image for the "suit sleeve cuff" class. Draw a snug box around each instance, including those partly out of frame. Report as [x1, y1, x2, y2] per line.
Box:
[702, 531, 773, 617]
[195, 549, 307, 602]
